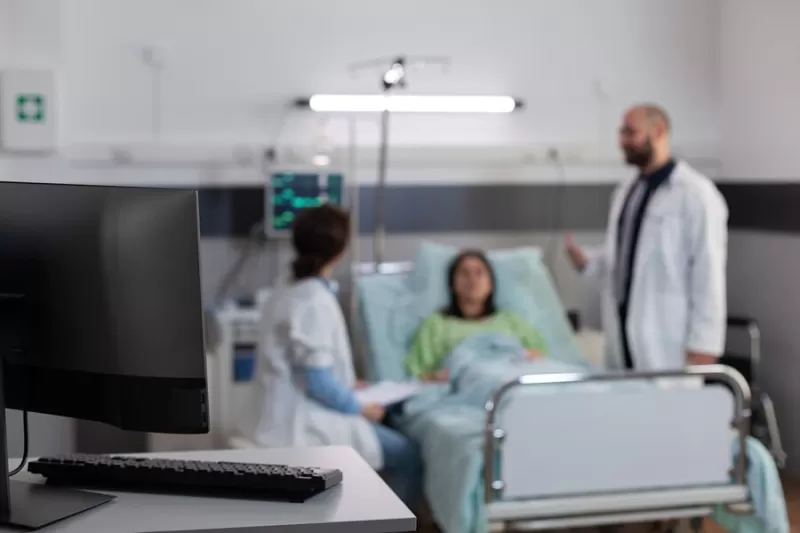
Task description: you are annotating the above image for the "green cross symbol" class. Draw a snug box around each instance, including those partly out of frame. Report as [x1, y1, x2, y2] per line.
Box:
[16, 94, 45, 123]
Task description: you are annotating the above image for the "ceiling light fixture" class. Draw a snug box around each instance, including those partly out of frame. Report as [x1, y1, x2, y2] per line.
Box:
[297, 94, 522, 113]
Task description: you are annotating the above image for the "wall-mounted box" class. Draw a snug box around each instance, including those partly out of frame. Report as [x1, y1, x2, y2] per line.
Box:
[0, 69, 57, 152]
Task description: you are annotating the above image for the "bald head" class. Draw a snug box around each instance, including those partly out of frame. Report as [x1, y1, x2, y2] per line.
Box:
[629, 104, 671, 132]
[619, 103, 672, 170]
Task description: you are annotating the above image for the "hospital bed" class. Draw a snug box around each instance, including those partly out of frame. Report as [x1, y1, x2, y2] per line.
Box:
[352, 247, 777, 533]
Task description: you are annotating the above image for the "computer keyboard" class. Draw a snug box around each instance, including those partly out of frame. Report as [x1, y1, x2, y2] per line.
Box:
[27, 454, 343, 502]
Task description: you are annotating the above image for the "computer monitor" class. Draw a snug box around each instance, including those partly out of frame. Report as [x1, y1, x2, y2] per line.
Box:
[266, 170, 345, 237]
[0, 182, 208, 529]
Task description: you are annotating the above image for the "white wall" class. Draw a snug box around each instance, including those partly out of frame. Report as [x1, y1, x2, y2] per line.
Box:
[2, 0, 61, 67]
[720, 2, 800, 180]
[60, 0, 719, 147]
[0, 3, 10, 66]
[0, 0, 721, 186]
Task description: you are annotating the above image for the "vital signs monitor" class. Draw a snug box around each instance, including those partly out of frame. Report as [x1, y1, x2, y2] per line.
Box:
[267, 171, 345, 237]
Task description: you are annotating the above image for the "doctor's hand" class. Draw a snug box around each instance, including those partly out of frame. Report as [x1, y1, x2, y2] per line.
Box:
[687, 351, 718, 366]
[360, 402, 386, 422]
[564, 234, 589, 272]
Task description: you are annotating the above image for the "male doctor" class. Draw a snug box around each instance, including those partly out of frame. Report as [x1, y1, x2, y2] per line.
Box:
[565, 104, 728, 371]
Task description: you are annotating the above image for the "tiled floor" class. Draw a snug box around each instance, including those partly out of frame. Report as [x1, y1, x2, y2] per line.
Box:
[419, 476, 799, 532]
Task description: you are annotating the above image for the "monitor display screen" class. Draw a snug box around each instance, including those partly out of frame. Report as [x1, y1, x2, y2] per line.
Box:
[269, 172, 344, 235]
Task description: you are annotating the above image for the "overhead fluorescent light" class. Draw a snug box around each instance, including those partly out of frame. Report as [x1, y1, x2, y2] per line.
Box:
[299, 95, 522, 113]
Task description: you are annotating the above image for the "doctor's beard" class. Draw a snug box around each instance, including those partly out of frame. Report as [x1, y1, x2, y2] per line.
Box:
[622, 137, 654, 169]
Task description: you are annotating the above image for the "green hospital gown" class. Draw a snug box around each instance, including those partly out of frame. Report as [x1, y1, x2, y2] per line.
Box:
[404, 310, 548, 378]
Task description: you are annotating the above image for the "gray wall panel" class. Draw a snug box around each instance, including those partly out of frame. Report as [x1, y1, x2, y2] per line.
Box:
[356, 184, 615, 233]
[198, 181, 795, 237]
[717, 183, 800, 233]
[198, 183, 617, 238]
[727, 231, 800, 475]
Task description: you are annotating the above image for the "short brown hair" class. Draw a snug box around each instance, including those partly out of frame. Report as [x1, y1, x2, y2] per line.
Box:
[290, 204, 351, 280]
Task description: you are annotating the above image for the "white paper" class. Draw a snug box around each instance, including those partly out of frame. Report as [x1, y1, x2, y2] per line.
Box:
[354, 381, 422, 407]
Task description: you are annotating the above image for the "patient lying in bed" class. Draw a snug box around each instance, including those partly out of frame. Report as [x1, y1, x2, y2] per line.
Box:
[405, 249, 548, 382]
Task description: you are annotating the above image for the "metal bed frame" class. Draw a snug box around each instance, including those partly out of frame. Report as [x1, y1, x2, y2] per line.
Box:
[483, 366, 752, 531]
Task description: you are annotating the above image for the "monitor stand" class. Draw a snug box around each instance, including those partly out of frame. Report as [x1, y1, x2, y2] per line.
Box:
[0, 361, 116, 529]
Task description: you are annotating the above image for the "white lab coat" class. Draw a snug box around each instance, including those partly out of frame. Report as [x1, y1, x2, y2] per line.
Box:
[239, 279, 383, 469]
[585, 161, 729, 371]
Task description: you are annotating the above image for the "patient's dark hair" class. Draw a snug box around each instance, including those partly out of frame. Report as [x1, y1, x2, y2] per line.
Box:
[441, 249, 497, 319]
[290, 205, 351, 281]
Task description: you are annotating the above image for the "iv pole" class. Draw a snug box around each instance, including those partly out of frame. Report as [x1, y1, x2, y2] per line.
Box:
[347, 55, 450, 267]
[373, 95, 391, 267]
[372, 57, 404, 267]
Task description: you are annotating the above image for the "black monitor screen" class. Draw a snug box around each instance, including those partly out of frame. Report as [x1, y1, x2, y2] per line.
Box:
[269, 172, 344, 235]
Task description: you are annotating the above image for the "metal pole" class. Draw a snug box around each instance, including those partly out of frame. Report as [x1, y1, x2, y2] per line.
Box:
[373, 107, 390, 267]
[347, 117, 370, 378]
[347, 116, 360, 331]
[348, 116, 360, 273]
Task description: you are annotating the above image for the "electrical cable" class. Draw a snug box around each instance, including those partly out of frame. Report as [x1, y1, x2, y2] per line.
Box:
[8, 410, 28, 477]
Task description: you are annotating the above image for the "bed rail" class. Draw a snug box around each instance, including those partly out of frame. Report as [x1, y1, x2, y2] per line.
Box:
[483, 365, 752, 516]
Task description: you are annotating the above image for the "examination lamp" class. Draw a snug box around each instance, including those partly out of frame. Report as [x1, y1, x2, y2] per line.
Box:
[295, 94, 523, 113]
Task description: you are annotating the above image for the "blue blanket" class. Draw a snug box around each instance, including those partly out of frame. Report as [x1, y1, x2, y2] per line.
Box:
[395, 332, 788, 533]
[713, 437, 789, 533]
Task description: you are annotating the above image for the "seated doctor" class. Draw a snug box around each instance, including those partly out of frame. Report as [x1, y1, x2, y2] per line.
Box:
[405, 249, 548, 382]
[241, 205, 422, 506]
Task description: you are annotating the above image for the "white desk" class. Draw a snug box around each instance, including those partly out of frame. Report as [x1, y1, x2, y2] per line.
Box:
[4, 446, 417, 533]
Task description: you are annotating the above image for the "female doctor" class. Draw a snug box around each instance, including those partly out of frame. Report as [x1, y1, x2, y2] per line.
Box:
[239, 204, 422, 506]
